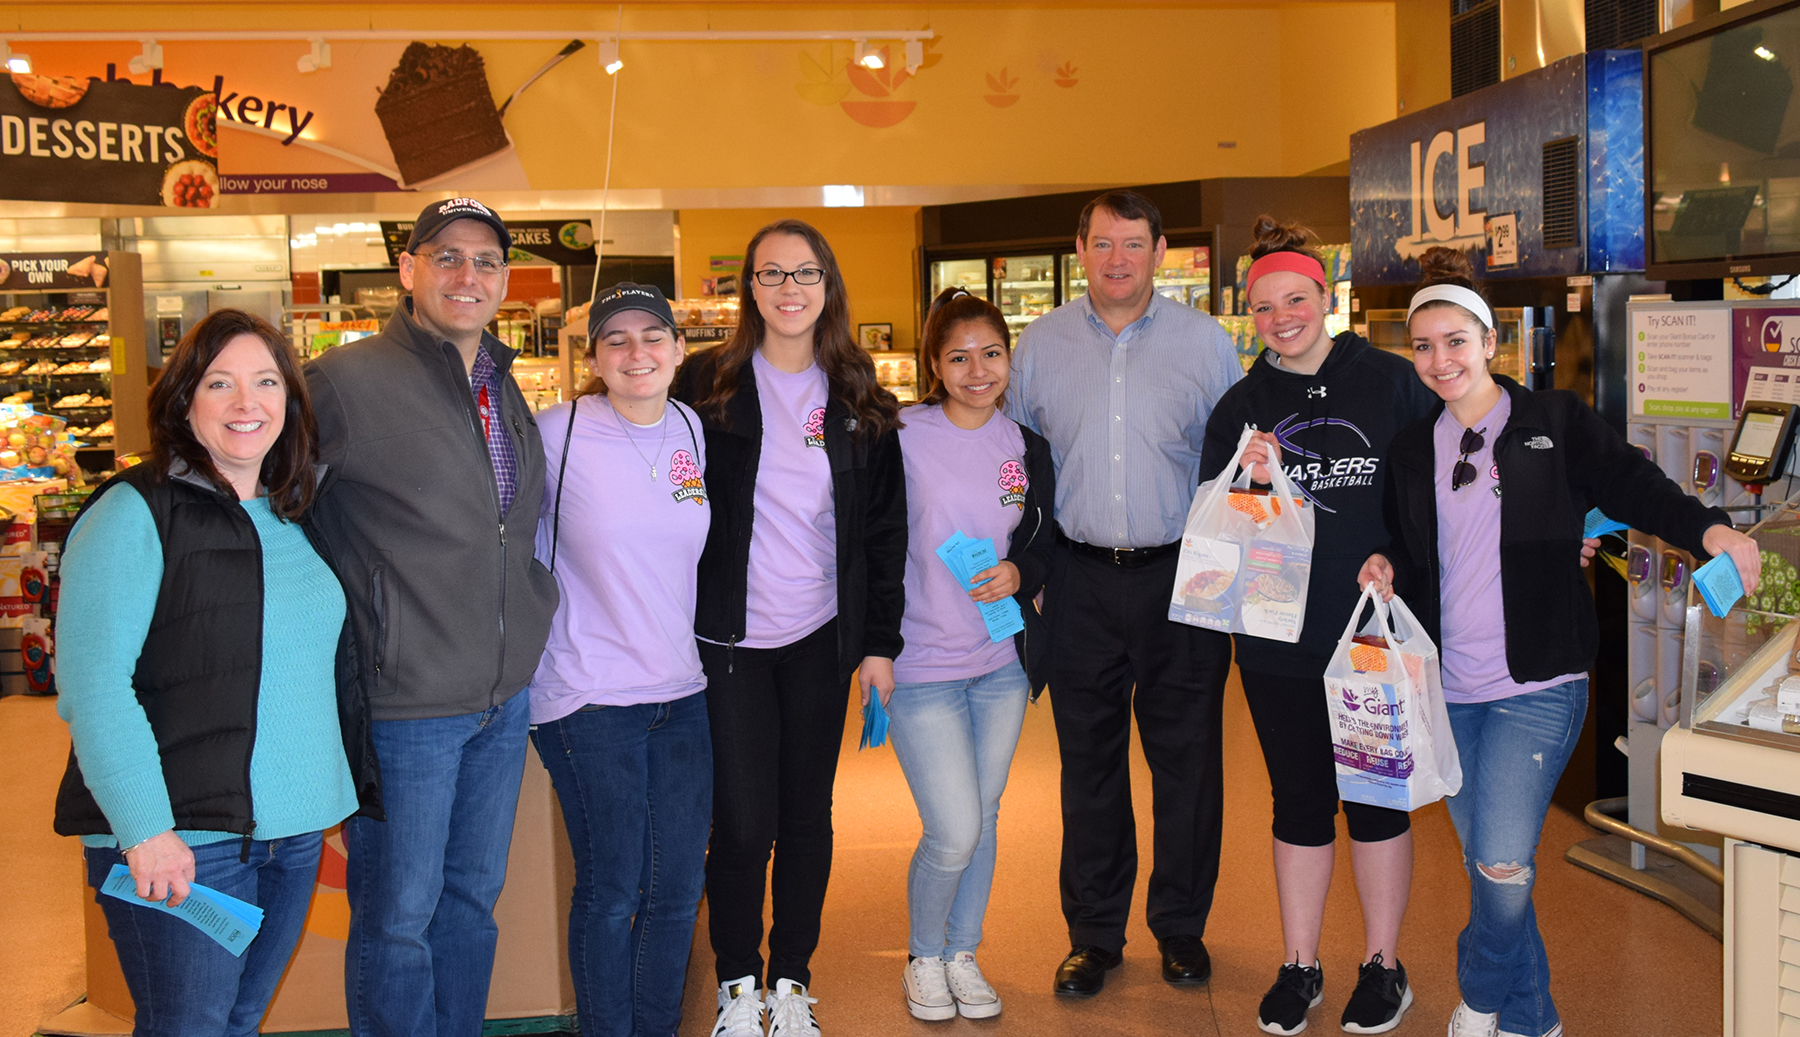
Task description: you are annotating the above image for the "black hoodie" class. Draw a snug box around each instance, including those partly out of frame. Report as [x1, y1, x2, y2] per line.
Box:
[1198, 332, 1439, 678]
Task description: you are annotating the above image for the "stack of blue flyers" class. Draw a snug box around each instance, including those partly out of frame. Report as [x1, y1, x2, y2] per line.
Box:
[860, 694, 890, 750]
[1584, 508, 1630, 539]
[101, 862, 264, 956]
[935, 531, 1025, 643]
[1693, 552, 1747, 618]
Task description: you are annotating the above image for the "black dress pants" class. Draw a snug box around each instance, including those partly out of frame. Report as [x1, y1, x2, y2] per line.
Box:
[698, 619, 845, 988]
[1046, 544, 1232, 954]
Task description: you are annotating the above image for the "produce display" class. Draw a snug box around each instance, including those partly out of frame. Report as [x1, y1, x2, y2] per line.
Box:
[0, 406, 79, 481]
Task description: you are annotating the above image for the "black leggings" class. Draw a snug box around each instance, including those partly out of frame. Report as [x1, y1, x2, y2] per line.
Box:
[699, 619, 845, 988]
[1239, 667, 1411, 847]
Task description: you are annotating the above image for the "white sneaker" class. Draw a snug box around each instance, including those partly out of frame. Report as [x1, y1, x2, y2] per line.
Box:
[903, 956, 956, 1021]
[1499, 1025, 1563, 1037]
[711, 976, 765, 1037]
[1447, 1001, 1499, 1037]
[766, 978, 822, 1037]
[944, 951, 1003, 1019]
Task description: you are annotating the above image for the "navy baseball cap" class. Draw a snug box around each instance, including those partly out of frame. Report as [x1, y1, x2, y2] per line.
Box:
[406, 197, 512, 254]
[589, 282, 678, 340]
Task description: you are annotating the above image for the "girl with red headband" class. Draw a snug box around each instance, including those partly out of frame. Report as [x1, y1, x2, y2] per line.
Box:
[1197, 216, 1438, 1036]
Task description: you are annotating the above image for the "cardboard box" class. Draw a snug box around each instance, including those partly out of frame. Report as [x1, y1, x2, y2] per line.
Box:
[43, 750, 578, 1035]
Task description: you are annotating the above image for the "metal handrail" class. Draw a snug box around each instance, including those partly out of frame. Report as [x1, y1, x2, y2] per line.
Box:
[1583, 797, 1724, 886]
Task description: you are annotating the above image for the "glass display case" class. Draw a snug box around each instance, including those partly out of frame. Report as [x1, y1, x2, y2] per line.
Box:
[930, 258, 988, 303]
[871, 350, 919, 403]
[993, 255, 1057, 337]
[1062, 247, 1212, 314]
[1362, 306, 1530, 383]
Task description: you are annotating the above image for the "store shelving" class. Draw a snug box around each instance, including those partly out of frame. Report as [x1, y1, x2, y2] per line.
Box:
[0, 252, 147, 469]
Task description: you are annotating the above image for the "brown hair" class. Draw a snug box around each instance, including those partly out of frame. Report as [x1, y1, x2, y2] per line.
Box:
[1410, 246, 1492, 331]
[693, 219, 900, 439]
[574, 317, 684, 401]
[148, 308, 317, 520]
[918, 287, 1011, 408]
[1078, 189, 1163, 244]
[1248, 214, 1325, 267]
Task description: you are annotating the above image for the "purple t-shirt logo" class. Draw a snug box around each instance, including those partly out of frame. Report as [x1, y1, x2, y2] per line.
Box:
[997, 459, 1028, 509]
[803, 407, 826, 449]
[668, 449, 706, 505]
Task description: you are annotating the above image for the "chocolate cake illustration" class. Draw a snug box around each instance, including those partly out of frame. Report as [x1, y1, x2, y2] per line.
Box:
[375, 43, 509, 186]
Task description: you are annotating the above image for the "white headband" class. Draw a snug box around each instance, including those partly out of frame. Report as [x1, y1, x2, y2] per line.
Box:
[1407, 284, 1493, 331]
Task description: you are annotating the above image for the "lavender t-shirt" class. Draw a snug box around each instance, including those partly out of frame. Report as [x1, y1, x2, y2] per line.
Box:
[1434, 391, 1583, 703]
[894, 404, 1029, 683]
[529, 396, 710, 723]
[742, 350, 838, 648]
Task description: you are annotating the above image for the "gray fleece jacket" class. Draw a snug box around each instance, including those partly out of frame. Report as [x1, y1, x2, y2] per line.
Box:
[304, 300, 558, 721]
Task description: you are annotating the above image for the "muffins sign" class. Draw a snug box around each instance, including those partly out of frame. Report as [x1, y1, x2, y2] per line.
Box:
[668, 449, 706, 505]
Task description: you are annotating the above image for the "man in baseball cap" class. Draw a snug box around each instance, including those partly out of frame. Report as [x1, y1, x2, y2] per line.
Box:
[305, 194, 557, 1037]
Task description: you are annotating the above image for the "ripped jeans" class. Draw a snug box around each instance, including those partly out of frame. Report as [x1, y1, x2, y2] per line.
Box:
[1443, 678, 1587, 1037]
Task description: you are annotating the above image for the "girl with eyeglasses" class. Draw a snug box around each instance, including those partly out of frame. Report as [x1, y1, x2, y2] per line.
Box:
[675, 219, 906, 1037]
[1357, 247, 1761, 1037]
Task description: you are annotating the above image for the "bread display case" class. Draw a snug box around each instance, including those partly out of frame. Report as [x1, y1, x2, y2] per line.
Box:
[870, 351, 919, 404]
[669, 296, 739, 351]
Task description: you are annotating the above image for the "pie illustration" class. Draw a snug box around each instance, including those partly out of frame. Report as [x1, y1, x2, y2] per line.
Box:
[1228, 491, 1282, 525]
[11, 73, 87, 109]
[1349, 642, 1389, 673]
[184, 93, 218, 158]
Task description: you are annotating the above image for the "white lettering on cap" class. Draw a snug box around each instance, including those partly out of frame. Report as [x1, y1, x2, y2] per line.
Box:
[438, 197, 494, 217]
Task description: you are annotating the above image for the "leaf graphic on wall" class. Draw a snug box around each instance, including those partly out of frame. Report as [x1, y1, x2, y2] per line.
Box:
[797, 46, 851, 106]
[1055, 61, 1079, 88]
[984, 67, 1020, 108]
[839, 41, 926, 128]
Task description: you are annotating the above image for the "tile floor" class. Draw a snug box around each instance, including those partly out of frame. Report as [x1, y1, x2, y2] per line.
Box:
[3, 666, 1724, 1036]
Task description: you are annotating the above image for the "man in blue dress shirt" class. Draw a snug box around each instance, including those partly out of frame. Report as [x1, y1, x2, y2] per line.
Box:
[1006, 190, 1242, 999]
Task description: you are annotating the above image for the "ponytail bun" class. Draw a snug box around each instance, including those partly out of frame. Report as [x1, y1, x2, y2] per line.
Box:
[1248, 214, 1320, 262]
[1417, 246, 1477, 289]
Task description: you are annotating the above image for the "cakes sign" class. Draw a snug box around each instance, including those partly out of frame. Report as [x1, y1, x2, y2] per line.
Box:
[0, 75, 218, 208]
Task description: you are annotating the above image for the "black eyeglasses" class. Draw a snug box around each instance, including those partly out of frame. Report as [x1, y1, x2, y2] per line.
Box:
[753, 267, 826, 287]
[1451, 427, 1486, 491]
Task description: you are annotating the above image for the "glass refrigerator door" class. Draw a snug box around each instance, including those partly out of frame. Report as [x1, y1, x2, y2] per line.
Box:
[1063, 253, 1088, 301]
[930, 258, 989, 302]
[995, 254, 1057, 337]
[1156, 246, 1212, 313]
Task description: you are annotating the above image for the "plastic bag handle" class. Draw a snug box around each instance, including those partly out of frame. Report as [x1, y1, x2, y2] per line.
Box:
[1336, 582, 1382, 649]
[1195, 426, 1257, 516]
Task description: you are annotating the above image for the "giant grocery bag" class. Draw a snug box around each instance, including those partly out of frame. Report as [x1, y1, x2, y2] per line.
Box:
[1169, 425, 1314, 642]
[1324, 585, 1461, 811]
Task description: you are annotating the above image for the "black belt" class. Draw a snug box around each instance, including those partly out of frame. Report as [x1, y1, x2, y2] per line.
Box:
[1063, 537, 1180, 568]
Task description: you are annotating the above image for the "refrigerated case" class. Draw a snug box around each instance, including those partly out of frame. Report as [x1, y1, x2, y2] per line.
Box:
[925, 240, 1214, 342]
[1360, 305, 1542, 386]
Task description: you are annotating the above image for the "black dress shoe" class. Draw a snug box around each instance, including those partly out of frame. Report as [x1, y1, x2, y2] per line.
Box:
[1158, 935, 1211, 985]
[1053, 945, 1123, 997]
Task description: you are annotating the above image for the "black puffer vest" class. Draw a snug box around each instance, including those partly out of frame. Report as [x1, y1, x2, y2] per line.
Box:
[53, 463, 382, 838]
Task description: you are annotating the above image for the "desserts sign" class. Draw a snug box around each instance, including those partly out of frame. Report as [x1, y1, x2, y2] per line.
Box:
[0, 73, 218, 207]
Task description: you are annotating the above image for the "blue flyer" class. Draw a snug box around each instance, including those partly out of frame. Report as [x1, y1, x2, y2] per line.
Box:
[935, 531, 1025, 643]
[860, 694, 890, 750]
[1584, 508, 1630, 539]
[1693, 552, 1746, 618]
[101, 863, 263, 957]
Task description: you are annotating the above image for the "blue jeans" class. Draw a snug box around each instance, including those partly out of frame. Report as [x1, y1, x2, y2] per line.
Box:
[85, 832, 324, 1037]
[530, 692, 713, 1037]
[885, 658, 1030, 959]
[344, 695, 530, 1037]
[1444, 678, 1588, 1037]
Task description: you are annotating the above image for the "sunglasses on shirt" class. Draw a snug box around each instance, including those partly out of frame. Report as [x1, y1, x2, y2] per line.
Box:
[1452, 427, 1486, 491]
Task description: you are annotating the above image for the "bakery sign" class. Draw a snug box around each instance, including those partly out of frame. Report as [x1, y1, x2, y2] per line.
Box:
[0, 73, 218, 208]
[0, 252, 111, 290]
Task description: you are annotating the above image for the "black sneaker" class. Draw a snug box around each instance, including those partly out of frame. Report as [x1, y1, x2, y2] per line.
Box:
[1340, 953, 1412, 1034]
[1257, 961, 1324, 1035]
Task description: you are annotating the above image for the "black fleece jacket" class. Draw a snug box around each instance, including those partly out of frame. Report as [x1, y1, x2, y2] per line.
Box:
[1381, 375, 1730, 682]
[674, 349, 907, 684]
[1199, 333, 1439, 677]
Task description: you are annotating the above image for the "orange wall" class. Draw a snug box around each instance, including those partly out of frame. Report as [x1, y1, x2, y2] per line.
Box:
[677, 206, 921, 352]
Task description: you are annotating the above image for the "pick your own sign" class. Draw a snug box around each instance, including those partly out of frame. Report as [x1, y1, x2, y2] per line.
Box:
[0, 74, 218, 207]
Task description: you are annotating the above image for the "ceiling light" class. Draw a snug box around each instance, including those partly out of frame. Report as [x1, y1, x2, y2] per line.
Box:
[297, 38, 331, 73]
[904, 39, 923, 74]
[1756, 45, 1778, 61]
[127, 39, 163, 75]
[597, 39, 623, 74]
[822, 184, 865, 207]
[854, 41, 884, 70]
[0, 44, 30, 75]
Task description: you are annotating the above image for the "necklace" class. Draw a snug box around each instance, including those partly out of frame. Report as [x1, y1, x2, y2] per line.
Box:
[612, 398, 671, 481]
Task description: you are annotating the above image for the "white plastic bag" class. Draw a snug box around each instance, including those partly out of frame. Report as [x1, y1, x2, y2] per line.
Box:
[1169, 426, 1315, 642]
[1323, 585, 1462, 811]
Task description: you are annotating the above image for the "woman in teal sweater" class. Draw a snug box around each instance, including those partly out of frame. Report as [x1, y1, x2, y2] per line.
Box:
[53, 308, 373, 1037]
